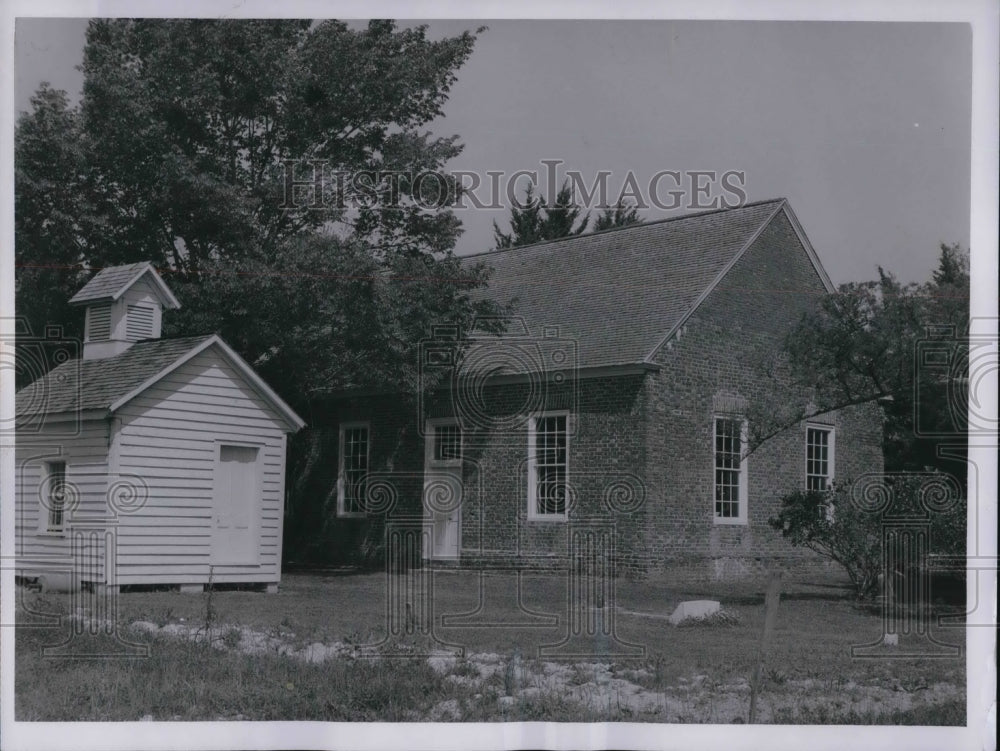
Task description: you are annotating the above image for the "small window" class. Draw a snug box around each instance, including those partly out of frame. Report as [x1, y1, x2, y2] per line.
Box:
[338, 423, 370, 516]
[714, 417, 748, 524]
[43, 461, 67, 533]
[433, 424, 462, 462]
[86, 304, 112, 342]
[126, 304, 156, 341]
[528, 413, 569, 520]
[805, 426, 835, 491]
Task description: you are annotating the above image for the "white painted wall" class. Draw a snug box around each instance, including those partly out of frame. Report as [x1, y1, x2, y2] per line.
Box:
[113, 345, 288, 585]
[14, 419, 111, 583]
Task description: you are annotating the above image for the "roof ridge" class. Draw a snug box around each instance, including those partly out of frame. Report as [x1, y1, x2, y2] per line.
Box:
[461, 197, 787, 260]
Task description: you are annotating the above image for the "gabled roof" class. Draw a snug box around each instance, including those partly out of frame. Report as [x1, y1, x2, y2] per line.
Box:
[463, 198, 834, 371]
[68, 262, 181, 309]
[16, 335, 305, 432]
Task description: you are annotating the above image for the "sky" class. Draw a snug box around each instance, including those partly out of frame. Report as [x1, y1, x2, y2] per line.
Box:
[14, 18, 973, 285]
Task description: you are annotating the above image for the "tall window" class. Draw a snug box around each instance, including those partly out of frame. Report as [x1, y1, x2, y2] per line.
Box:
[714, 417, 747, 524]
[528, 413, 569, 519]
[44, 461, 67, 533]
[806, 426, 835, 491]
[338, 423, 370, 516]
[433, 424, 462, 462]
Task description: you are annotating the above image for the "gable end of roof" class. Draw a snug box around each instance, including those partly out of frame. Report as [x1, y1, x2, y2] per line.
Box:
[642, 198, 788, 363]
[69, 262, 182, 309]
[108, 335, 305, 433]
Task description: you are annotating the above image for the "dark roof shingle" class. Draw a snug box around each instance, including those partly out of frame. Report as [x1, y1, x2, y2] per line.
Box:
[68, 262, 153, 305]
[462, 199, 786, 370]
[15, 335, 214, 417]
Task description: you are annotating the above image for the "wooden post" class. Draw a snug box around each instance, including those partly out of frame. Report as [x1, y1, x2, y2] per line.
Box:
[748, 572, 783, 723]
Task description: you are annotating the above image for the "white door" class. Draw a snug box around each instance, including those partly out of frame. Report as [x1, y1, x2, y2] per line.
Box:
[213, 445, 260, 565]
[423, 421, 462, 560]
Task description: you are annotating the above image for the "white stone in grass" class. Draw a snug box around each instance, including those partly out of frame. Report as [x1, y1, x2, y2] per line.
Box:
[668, 600, 721, 625]
[301, 642, 335, 663]
[884, 633, 899, 646]
[427, 653, 458, 674]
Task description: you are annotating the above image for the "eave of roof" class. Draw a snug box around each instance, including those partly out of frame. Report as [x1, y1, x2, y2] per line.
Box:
[15, 335, 305, 434]
[108, 335, 306, 433]
[68, 262, 182, 309]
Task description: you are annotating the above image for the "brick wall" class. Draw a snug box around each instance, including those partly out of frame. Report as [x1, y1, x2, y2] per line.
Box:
[640, 210, 883, 579]
[296, 210, 884, 579]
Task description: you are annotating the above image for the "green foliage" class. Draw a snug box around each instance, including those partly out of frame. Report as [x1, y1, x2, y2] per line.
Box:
[593, 199, 641, 231]
[492, 179, 590, 249]
[16, 19, 500, 403]
[770, 484, 882, 601]
[751, 244, 970, 481]
[769, 475, 966, 601]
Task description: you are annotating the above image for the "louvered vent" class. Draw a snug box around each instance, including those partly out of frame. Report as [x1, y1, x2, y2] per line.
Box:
[87, 304, 112, 341]
[126, 304, 156, 341]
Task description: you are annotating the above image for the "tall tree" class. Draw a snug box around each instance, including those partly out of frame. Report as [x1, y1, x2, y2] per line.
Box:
[593, 199, 641, 232]
[492, 179, 589, 249]
[491, 183, 545, 249]
[14, 85, 94, 372]
[16, 19, 503, 401]
[748, 244, 971, 480]
[538, 181, 590, 240]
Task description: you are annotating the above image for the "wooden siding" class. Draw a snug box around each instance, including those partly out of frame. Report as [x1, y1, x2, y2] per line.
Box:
[14, 420, 110, 582]
[114, 345, 288, 585]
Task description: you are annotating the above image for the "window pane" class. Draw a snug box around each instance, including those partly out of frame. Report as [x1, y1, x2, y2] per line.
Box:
[714, 419, 742, 519]
[534, 415, 568, 516]
[806, 428, 831, 491]
[434, 424, 462, 461]
[47, 461, 66, 530]
[343, 427, 369, 514]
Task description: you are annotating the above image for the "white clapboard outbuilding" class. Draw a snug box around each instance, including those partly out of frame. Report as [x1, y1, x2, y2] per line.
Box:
[15, 262, 305, 593]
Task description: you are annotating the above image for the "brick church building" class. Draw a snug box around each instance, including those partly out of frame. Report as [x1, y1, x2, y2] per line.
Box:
[306, 198, 883, 580]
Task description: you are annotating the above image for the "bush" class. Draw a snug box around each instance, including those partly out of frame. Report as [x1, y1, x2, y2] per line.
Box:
[769, 474, 965, 601]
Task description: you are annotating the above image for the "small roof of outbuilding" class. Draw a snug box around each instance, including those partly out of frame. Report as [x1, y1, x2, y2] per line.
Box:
[15, 334, 305, 432]
[68, 262, 181, 309]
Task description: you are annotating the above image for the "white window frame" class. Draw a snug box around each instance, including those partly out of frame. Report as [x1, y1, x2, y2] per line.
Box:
[426, 418, 463, 467]
[804, 424, 836, 491]
[40, 460, 68, 535]
[713, 415, 748, 525]
[337, 422, 370, 517]
[527, 410, 570, 522]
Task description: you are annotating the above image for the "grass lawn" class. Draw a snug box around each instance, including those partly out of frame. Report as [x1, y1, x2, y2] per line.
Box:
[14, 570, 967, 723]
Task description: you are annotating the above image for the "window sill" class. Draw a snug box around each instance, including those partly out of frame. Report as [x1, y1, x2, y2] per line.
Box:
[712, 517, 748, 526]
[526, 515, 568, 523]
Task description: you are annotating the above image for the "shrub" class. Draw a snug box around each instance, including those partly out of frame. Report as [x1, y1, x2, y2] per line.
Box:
[769, 474, 965, 601]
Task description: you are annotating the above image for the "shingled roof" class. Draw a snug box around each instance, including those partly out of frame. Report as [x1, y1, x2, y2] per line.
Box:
[68, 261, 181, 309]
[463, 198, 830, 370]
[15, 335, 215, 416]
[15, 333, 305, 430]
